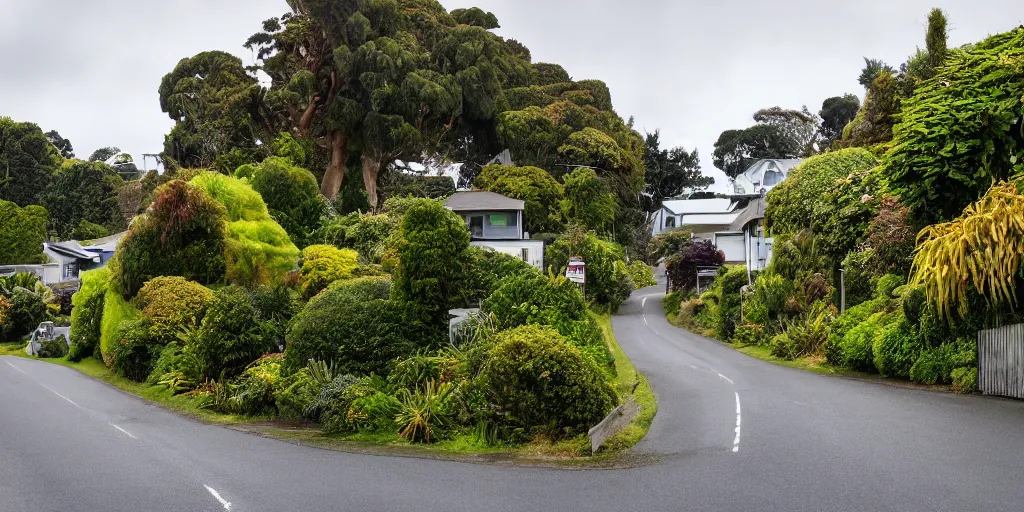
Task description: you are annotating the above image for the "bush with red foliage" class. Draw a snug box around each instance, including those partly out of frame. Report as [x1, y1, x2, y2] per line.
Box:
[666, 239, 725, 292]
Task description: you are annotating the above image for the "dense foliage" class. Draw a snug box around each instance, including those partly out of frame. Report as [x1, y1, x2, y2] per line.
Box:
[68, 269, 109, 361]
[298, 245, 359, 299]
[0, 200, 48, 264]
[546, 226, 634, 311]
[475, 165, 564, 235]
[245, 156, 326, 248]
[665, 239, 725, 292]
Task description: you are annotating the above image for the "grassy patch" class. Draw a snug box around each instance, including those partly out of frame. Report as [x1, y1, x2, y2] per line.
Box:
[589, 312, 657, 454]
[732, 343, 860, 376]
[0, 341, 27, 356]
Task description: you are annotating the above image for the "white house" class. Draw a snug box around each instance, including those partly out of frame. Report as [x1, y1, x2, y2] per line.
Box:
[652, 158, 804, 276]
[443, 191, 545, 269]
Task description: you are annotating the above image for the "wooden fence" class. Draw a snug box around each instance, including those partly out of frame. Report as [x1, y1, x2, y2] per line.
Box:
[978, 323, 1024, 399]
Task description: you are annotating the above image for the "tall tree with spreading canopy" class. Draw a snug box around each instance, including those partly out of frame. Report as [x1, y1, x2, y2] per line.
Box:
[641, 131, 710, 216]
[0, 118, 62, 207]
[712, 107, 817, 180]
[818, 95, 860, 149]
[45, 130, 74, 159]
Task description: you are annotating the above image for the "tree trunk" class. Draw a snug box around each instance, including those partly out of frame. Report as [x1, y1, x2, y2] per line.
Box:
[297, 98, 319, 137]
[361, 154, 380, 212]
[320, 131, 348, 200]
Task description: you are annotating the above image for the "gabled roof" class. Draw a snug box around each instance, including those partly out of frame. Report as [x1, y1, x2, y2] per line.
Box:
[662, 198, 735, 216]
[45, 242, 96, 260]
[444, 191, 524, 212]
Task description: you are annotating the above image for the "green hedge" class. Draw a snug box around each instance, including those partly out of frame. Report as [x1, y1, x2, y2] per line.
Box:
[0, 201, 47, 264]
[68, 268, 110, 361]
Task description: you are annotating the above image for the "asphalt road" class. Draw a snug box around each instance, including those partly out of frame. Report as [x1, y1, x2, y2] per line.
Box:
[3, 285, 1024, 512]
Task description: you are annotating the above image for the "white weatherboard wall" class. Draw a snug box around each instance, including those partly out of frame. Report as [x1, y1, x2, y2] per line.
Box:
[471, 240, 545, 269]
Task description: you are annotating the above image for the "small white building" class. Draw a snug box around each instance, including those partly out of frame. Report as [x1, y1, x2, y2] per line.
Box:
[0, 232, 126, 286]
[443, 191, 545, 269]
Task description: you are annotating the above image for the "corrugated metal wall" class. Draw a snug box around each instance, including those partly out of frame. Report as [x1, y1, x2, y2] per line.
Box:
[978, 324, 1024, 399]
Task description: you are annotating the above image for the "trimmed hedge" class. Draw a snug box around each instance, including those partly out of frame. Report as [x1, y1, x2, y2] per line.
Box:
[68, 268, 110, 361]
[299, 245, 359, 299]
[135, 276, 215, 346]
[477, 325, 616, 438]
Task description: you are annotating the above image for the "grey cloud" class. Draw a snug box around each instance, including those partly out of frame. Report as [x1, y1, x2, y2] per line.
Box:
[1, 0, 1022, 188]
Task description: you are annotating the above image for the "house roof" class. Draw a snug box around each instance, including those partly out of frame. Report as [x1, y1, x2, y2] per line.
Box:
[45, 242, 97, 260]
[444, 191, 524, 212]
[662, 198, 735, 216]
[730, 198, 767, 231]
[680, 213, 741, 227]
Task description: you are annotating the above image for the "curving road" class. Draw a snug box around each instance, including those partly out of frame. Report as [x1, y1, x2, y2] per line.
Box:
[3, 285, 1024, 512]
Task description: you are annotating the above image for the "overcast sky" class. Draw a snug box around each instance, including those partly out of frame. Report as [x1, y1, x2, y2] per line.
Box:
[2, 1, 1023, 189]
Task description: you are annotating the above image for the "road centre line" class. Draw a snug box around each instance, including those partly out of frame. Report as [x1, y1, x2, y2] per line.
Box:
[39, 384, 85, 410]
[204, 485, 232, 510]
[109, 424, 138, 439]
[717, 373, 735, 385]
[4, 360, 27, 375]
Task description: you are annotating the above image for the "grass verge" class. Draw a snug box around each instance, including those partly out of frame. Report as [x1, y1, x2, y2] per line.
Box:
[590, 312, 657, 454]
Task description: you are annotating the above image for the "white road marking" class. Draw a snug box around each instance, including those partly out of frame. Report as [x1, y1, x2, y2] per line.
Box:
[717, 373, 735, 385]
[204, 485, 232, 510]
[732, 392, 742, 453]
[4, 360, 27, 375]
[39, 384, 85, 410]
[642, 297, 647, 308]
[109, 424, 138, 439]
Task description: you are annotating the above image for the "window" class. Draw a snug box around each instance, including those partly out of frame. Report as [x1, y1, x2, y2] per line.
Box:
[521, 248, 529, 262]
[468, 216, 484, 237]
[763, 170, 784, 187]
[664, 216, 676, 229]
[64, 262, 79, 280]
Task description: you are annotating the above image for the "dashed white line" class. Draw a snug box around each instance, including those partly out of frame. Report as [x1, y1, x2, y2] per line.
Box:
[732, 391, 742, 453]
[204, 485, 232, 510]
[4, 360, 27, 375]
[717, 372, 735, 385]
[109, 424, 138, 439]
[39, 384, 85, 410]
[642, 297, 647, 308]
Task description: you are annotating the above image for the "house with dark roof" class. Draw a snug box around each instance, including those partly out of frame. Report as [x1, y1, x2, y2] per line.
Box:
[0, 232, 126, 286]
[443, 191, 545, 269]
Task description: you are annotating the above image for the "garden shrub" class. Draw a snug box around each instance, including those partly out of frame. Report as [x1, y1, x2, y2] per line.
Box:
[248, 284, 299, 350]
[189, 172, 300, 288]
[909, 345, 956, 385]
[396, 380, 459, 443]
[274, 368, 320, 420]
[0, 296, 12, 341]
[863, 197, 916, 276]
[732, 324, 768, 346]
[305, 375, 395, 434]
[481, 272, 612, 367]
[677, 298, 705, 329]
[189, 286, 272, 380]
[135, 276, 215, 346]
[68, 268, 110, 361]
[391, 199, 471, 329]
[461, 246, 538, 306]
[771, 301, 835, 360]
[875, 274, 905, 299]
[477, 325, 616, 438]
[37, 336, 69, 359]
[299, 245, 359, 299]
[284, 290, 429, 377]
[545, 226, 634, 312]
[665, 239, 724, 292]
[902, 285, 927, 326]
[714, 266, 749, 340]
[952, 367, 978, 394]
[765, 148, 880, 259]
[6, 287, 49, 340]
[873, 315, 921, 378]
[247, 156, 325, 248]
[220, 354, 284, 416]
[649, 229, 693, 263]
[99, 289, 143, 366]
[662, 291, 687, 316]
[0, 201, 48, 264]
[108, 180, 227, 298]
[744, 271, 790, 326]
[838, 313, 886, 371]
[840, 249, 877, 308]
[110, 318, 158, 382]
[626, 261, 657, 288]
[307, 276, 392, 308]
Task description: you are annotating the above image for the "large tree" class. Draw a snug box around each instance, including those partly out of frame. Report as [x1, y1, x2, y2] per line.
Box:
[159, 51, 268, 168]
[818, 95, 861, 149]
[641, 131, 710, 216]
[41, 160, 126, 239]
[45, 130, 74, 159]
[0, 117, 62, 207]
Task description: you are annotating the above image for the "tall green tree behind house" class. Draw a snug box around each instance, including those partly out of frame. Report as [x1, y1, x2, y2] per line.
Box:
[0, 201, 48, 264]
[0, 117, 62, 207]
[45, 130, 74, 159]
[712, 107, 819, 178]
[818, 95, 860, 149]
[41, 160, 126, 239]
[641, 131, 710, 216]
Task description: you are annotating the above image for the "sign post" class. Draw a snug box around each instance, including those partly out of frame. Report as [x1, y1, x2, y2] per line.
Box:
[566, 257, 586, 298]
